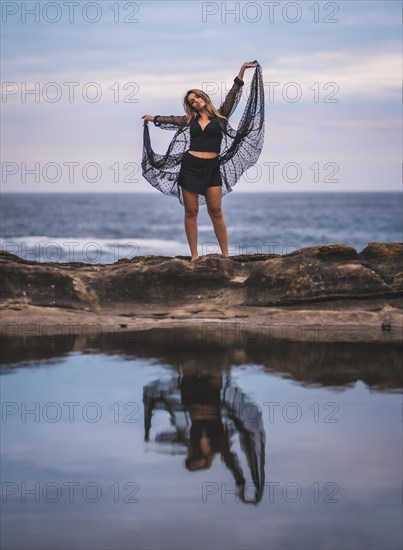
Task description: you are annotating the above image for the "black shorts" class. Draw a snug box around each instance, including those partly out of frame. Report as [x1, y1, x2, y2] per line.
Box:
[178, 151, 222, 196]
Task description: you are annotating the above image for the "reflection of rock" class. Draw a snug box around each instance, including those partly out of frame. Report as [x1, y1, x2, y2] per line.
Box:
[1, 329, 402, 392]
[0, 243, 402, 343]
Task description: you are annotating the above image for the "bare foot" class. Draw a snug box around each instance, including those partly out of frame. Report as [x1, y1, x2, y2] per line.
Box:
[190, 256, 200, 262]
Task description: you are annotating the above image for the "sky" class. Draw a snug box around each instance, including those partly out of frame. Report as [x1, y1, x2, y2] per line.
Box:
[1, 0, 401, 193]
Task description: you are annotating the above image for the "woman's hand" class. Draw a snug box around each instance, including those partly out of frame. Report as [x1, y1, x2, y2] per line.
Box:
[242, 60, 259, 70]
[238, 60, 259, 81]
[142, 115, 154, 125]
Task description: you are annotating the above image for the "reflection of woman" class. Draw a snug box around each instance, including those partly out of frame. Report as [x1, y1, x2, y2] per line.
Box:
[141, 61, 265, 261]
[181, 373, 223, 471]
[143, 371, 266, 504]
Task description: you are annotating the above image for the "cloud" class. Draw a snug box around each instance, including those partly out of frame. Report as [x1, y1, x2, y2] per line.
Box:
[1, 1, 400, 192]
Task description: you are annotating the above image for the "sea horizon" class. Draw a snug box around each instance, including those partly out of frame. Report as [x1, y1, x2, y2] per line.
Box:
[2, 190, 400, 194]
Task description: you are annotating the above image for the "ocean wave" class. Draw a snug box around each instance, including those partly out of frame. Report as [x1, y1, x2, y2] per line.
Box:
[0, 236, 189, 264]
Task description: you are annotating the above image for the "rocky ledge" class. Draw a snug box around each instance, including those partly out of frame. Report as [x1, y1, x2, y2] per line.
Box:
[1, 242, 402, 343]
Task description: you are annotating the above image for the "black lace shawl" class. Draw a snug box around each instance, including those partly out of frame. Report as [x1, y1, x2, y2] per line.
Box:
[141, 64, 265, 206]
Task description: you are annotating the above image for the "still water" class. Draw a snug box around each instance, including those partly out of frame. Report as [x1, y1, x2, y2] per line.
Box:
[1, 330, 402, 550]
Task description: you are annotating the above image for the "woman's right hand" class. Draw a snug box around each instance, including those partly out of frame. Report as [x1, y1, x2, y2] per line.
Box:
[142, 115, 154, 125]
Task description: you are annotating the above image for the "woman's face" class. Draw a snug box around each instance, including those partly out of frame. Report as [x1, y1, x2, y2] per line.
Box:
[187, 92, 206, 111]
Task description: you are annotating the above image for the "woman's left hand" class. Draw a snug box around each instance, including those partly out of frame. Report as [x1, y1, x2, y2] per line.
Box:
[242, 60, 259, 69]
[237, 60, 258, 81]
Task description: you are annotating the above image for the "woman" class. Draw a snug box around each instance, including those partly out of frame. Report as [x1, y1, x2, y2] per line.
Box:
[142, 61, 265, 262]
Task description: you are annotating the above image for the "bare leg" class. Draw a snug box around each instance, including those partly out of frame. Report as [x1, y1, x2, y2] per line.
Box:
[205, 186, 229, 257]
[182, 188, 199, 261]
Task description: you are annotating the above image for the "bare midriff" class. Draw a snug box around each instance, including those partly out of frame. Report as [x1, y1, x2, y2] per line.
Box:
[188, 151, 218, 159]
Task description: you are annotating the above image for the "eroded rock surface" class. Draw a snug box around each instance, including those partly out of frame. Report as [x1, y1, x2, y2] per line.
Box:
[1, 243, 402, 343]
[1, 243, 402, 310]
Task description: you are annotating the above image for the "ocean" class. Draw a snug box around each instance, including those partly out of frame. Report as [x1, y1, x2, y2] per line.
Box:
[1, 192, 401, 263]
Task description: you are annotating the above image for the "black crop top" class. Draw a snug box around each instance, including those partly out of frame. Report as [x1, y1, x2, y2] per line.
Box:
[152, 75, 246, 153]
[189, 116, 222, 153]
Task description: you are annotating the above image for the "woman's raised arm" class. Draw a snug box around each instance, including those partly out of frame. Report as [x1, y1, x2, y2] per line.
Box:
[218, 61, 259, 119]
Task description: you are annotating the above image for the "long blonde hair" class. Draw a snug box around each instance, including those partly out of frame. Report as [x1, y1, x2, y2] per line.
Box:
[183, 88, 227, 126]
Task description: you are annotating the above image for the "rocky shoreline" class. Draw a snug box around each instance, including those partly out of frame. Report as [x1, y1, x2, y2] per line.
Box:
[1, 242, 402, 343]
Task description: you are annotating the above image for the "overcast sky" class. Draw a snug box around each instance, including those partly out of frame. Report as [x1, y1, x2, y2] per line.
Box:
[1, 0, 400, 192]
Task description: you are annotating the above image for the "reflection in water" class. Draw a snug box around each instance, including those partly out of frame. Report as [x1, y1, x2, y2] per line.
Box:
[143, 370, 266, 504]
[1, 329, 402, 550]
[1, 328, 402, 391]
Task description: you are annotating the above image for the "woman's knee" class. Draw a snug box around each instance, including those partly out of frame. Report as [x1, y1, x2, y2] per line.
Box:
[185, 206, 199, 218]
[208, 206, 223, 219]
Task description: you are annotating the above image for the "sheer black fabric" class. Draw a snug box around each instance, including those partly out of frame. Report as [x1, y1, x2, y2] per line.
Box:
[141, 64, 265, 206]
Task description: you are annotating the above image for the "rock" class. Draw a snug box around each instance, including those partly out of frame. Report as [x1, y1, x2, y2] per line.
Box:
[0, 243, 402, 343]
[358, 242, 403, 288]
